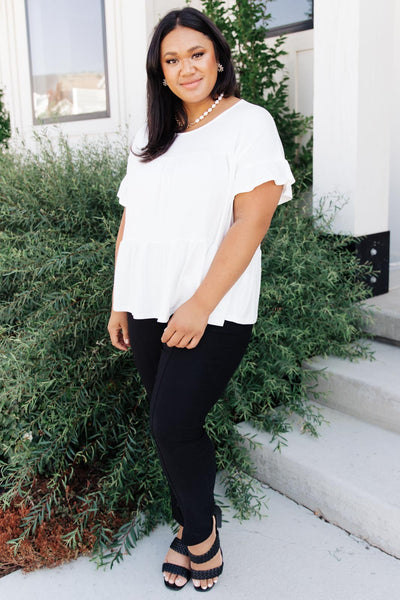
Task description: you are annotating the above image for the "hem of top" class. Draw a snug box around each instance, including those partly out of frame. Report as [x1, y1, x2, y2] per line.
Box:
[113, 309, 257, 327]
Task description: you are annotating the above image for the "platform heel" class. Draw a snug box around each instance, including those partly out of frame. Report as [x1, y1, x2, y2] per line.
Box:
[213, 503, 222, 528]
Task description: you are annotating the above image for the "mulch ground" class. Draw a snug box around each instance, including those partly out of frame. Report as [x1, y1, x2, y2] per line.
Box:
[0, 468, 124, 578]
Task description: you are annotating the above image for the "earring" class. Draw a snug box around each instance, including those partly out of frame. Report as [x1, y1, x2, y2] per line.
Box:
[217, 63, 224, 72]
[162, 78, 168, 87]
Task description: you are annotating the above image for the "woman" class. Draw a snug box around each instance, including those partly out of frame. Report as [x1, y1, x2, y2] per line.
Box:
[108, 6, 294, 592]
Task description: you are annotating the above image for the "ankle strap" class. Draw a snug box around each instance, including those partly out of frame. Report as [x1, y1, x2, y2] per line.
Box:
[170, 536, 189, 556]
[188, 530, 220, 564]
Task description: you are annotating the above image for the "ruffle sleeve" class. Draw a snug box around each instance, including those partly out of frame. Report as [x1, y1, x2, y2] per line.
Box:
[233, 107, 295, 205]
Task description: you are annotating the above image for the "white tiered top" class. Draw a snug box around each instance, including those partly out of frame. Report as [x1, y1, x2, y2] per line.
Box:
[113, 100, 295, 326]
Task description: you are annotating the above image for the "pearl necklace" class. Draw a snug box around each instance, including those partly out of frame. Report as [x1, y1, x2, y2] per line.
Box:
[187, 93, 224, 128]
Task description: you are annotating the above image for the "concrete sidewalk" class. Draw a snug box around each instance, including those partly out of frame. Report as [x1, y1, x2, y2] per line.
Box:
[0, 478, 399, 600]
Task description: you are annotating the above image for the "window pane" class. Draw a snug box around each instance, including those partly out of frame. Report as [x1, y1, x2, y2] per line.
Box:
[267, 0, 313, 28]
[25, 0, 109, 123]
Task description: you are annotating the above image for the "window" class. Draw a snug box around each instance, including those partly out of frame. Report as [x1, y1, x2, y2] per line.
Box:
[265, 0, 313, 37]
[25, 0, 110, 124]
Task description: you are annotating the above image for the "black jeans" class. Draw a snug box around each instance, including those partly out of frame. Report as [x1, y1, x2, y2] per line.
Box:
[127, 314, 252, 545]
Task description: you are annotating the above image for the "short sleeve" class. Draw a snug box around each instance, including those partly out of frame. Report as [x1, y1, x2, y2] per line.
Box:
[117, 124, 148, 207]
[116, 173, 129, 207]
[233, 108, 295, 205]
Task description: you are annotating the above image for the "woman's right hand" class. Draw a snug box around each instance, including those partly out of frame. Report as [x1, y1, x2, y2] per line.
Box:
[107, 310, 131, 351]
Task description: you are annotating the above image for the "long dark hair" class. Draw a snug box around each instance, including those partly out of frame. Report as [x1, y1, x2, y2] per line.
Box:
[135, 7, 239, 162]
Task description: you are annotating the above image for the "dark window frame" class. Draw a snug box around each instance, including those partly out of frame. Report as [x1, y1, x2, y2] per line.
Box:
[25, 0, 111, 125]
[266, 1, 314, 38]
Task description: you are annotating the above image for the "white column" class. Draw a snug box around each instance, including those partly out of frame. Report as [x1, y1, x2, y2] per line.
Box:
[313, 0, 395, 237]
[117, 0, 148, 140]
[389, 0, 400, 265]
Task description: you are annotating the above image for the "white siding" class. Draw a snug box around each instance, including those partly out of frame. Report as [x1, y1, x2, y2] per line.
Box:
[275, 29, 314, 118]
[268, 28, 313, 149]
[389, 0, 400, 265]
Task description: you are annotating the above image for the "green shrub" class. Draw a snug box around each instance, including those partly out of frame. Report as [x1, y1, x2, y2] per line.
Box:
[0, 88, 11, 149]
[0, 132, 371, 566]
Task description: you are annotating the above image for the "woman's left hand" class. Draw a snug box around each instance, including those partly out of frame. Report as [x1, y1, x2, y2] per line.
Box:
[161, 297, 210, 349]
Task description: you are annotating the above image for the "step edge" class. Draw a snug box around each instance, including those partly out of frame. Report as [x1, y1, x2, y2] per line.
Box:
[236, 418, 400, 497]
[252, 450, 400, 559]
[238, 424, 400, 558]
[304, 364, 400, 398]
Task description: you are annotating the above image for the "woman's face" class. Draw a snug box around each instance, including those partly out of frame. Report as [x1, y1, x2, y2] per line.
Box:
[160, 26, 219, 107]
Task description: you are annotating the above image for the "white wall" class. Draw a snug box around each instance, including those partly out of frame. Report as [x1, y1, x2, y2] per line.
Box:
[389, 0, 400, 265]
[268, 28, 313, 150]
[274, 29, 314, 120]
[117, 0, 148, 140]
[313, 0, 394, 240]
[152, 0, 202, 24]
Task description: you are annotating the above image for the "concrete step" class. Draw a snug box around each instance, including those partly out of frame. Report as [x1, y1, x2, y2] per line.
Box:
[362, 268, 400, 344]
[237, 405, 400, 559]
[305, 340, 400, 434]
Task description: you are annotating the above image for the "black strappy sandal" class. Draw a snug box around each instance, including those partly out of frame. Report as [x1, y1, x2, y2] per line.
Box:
[162, 536, 191, 591]
[188, 506, 224, 592]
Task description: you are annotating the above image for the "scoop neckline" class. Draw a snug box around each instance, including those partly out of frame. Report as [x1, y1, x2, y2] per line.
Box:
[177, 99, 244, 135]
